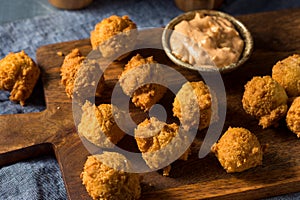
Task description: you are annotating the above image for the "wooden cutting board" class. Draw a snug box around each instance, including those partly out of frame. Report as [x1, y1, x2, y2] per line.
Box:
[1, 8, 300, 200]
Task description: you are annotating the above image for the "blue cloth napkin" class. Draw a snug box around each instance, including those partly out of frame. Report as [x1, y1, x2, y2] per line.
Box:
[0, 156, 66, 200]
[0, 0, 300, 199]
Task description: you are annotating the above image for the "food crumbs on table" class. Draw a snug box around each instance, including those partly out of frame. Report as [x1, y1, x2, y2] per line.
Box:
[56, 51, 64, 56]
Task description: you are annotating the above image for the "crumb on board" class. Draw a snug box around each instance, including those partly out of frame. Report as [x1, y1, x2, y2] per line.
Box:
[57, 51, 64, 56]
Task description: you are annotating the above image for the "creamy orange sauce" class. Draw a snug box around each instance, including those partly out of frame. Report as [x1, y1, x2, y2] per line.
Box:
[170, 13, 244, 68]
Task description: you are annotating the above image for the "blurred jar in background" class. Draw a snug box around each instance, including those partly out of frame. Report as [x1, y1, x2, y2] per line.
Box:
[48, 0, 93, 10]
[175, 0, 223, 11]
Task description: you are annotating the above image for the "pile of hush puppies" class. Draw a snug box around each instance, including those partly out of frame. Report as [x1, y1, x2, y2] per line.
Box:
[58, 14, 227, 200]
[242, 54, 300, 136]
[60, 14, 300, 200]
[212, 54, 300, 176]
[62, 15, 215, 200]
[214, 54, 300, 176]
[1, 11, 299, 200]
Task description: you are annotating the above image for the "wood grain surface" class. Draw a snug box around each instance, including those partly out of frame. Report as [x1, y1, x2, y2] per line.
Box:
[1, 8, 300, 200]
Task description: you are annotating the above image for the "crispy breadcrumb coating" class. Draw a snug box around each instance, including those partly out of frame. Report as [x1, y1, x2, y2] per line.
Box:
[60, 48, 104, 98]
[286, 97, 300, 138]
[81, 153, 141, 200]
[135, 118, 179, 153]
[0, 50, 40, 106]
[61, 48, 85, 98]
[90, 15, 137, 58]
[272, 54, 300, 97]
[211, 127, 263, 173]
[242, 76, 288, 129]
[122, 54, 155, 74]
[91, 15, 137, 48]
[119, 54, 167, 111]
[173, 81, 212, 131]
[78, 101, 125, 148]
[135, 117, 191, 175]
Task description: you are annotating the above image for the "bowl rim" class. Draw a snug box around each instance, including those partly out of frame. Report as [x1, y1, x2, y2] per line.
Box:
[162, 10, 253, 73]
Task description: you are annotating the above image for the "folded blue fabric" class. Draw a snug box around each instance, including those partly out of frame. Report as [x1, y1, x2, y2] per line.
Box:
[0, 0, 300, 199]
[0, 156, 66, 200]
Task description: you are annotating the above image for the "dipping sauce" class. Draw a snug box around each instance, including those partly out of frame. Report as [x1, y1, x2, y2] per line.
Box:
[170, 13, 244, 68]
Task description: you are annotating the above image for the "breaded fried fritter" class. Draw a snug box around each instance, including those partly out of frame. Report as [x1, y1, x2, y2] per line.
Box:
[135, 117, 180, 153]
[61, 48, 86, 98]
[211, 127, 263, 173]
[286, 97, 300, 138]
[0, 50, 40, 105]
[272, 54, 300, 97]
[78, 101, 125, 148]
[119, 54, 167, 111]
[81, 152, 141, 200]
[60, 48, 104, 98]
[90, 15, 137, 58]
[173, 81, 212, 131]
[135, 117, 191, 176]
[242, 76, 288, 128]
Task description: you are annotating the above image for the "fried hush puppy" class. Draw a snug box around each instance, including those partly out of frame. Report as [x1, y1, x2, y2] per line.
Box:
[242, 76, 288, 129]
[61, 48, 85, 98]
[211, 127, 263, 173]
[0, 50, 40, 106]
[173, 81, 212, 131]
[60, 48, 105, 98]
[78, 101, 125, 148]
[286, 97, 300, 138]
[81, 152, 141, 200]
[135, 117, 191, 176]
[119, 54, 167, 111]
[272, 54, 300, 97]
[90, 15, 137, 58]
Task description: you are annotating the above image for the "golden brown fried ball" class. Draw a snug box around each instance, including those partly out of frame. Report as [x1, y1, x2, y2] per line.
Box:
[211, 127, 263, 173]
[119, 54, 167, 111]
[61, 48, 85, 98]
[242, 76, 288, 129]
[81, 152, 141, 200]
[286, 97, 300, 138]
[60, 48, 105, 98]
[135, 117, 191, 176]
[173, 81, 212, 131]
[0, 50, 40, 105]
[78, 101, 125, 148]
[272, 54, 300, 97]
[90, 15, 137, 58]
